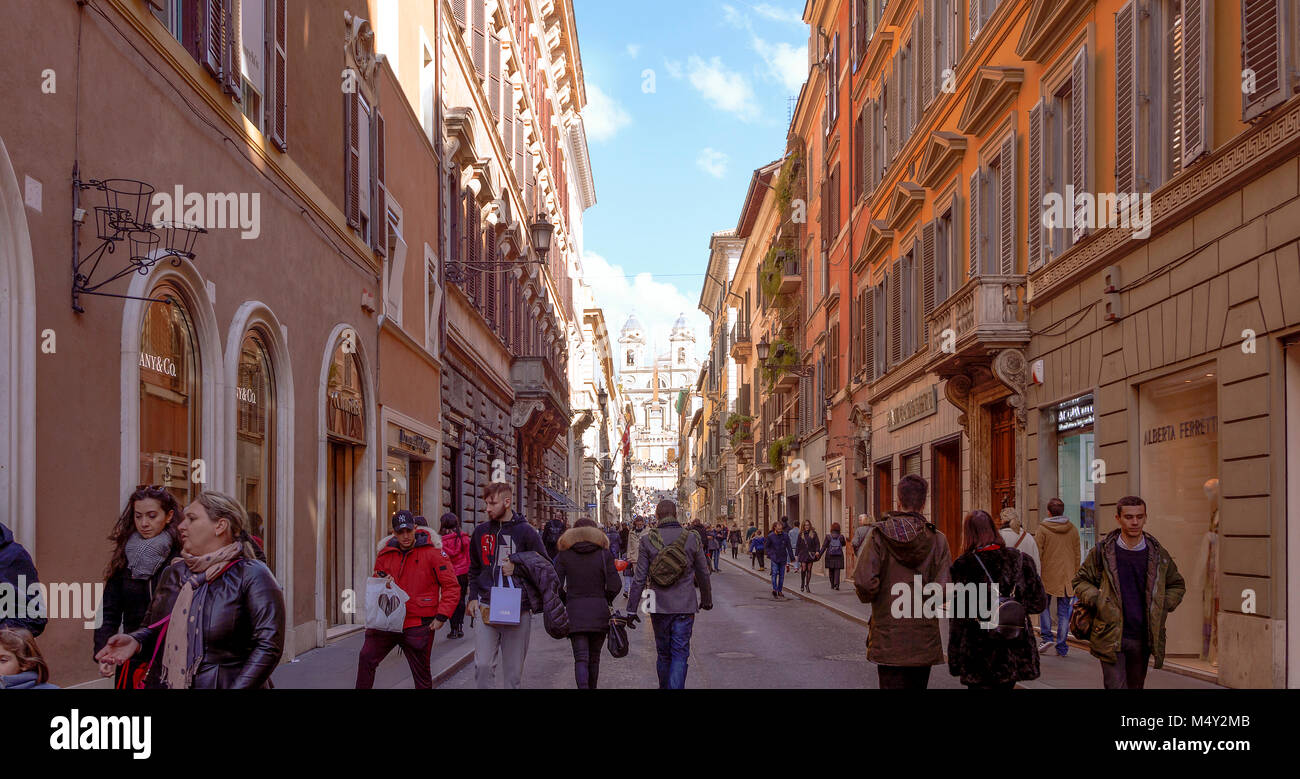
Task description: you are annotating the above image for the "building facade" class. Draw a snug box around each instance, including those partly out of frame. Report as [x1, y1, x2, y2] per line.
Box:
[617, 313, 700, 498]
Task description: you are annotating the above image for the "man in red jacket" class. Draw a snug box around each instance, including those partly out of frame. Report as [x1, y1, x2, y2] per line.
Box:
[355, 511, 460, 689]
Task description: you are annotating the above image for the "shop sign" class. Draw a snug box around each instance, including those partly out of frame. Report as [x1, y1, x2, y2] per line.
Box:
[886, 386, 938, 431]
[327, 391, 364, 442]
[1142, 415, 1217, 446]
[236, 386, 257, 404]
[1054, 394, 1094, 433]
[397, 427, 433, 455]
[139, 351, 178, 378]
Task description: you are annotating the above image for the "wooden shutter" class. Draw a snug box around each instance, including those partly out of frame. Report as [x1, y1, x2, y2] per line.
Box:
[222, 0, 240, 98]
[514, 117, 525, 183]
[919, 7, 933, 112]
[1181, 0, 1211, 160]
[921, 220, 936, 344]
[853, 110, 863, 199]
[969, 0, 982, 42]
[472, 0, 486, 77]
[889, 259, 901, 364]
[268, 0, 288, 151]
[372, 109, 387, 256]
[504, 93, 514, 160]
[485, 231, 498, 330]
[199, 0, 223, 78]
[905, 244, 918, 356]
[1115, 1, 1137, 193]
[489, 33, 501, 119]
[935, 210, 949, 301]
[873, 282, 886, 378]
[344, 90, 360, 229]
[999, 133, 1016, 275]
[1071, 46, 1090, 243]
[452, 0, 467, 29]
[1242, 0, 1288, 119]
[466, 197, 480, 302]
[863, 286, 875, 380]
[1028, 98, 1046, 270]
[968, 168, 980, 278]
[866, 99, 878, 193]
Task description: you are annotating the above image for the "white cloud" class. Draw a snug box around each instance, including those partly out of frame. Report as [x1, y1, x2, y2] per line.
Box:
[752, 37, 807, 93]
[686, 55, 760, 122]
[751, 3, 805, 24]
[581, 251, 712, 366]
[584, 83, 632, 142]
[696, 147, 729, 179]
[664, 58, 683, 79]
[626, 43, 641, 58]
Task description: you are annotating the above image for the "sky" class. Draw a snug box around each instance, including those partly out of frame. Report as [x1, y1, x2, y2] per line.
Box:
[572, 1, 808, 367]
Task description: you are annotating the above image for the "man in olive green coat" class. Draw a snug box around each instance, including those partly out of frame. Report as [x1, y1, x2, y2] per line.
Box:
[1072, 496, 1186, 689]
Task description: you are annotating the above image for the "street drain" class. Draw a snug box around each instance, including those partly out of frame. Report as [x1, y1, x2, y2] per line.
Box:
[716, 652, 756, 659]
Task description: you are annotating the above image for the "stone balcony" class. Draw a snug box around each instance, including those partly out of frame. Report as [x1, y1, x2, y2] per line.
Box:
[924, 274, 1030, 376]
[730, 321, 751, 360]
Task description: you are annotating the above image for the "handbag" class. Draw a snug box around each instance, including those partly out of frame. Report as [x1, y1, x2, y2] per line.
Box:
[606, 612, 636, 658]
[114, 615, 170, 690]
[973, 551, 1027, 640]
[1069, 599, 1095, 639]
[364, 575, 410, 632]
[487, 569, 522, 626]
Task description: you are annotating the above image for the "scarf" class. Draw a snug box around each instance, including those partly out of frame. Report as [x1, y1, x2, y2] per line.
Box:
[124, 531, 175, 579]
[159, 542, 243, 689]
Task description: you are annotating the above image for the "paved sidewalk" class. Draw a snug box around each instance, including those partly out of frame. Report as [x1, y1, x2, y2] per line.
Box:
[270, 626, 474, 689]
[720, 553, 1224, 689]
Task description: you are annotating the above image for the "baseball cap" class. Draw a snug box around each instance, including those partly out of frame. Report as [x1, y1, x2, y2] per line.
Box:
[391, 510, 417, 532]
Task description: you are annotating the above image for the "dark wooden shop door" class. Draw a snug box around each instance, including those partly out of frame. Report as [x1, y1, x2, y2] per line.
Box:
[990, 401, 1016, 517]
[933, 439, 962, 558]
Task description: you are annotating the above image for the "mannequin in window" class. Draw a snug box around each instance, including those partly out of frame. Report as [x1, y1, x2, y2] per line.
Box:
[1199, 477, 1220, 665]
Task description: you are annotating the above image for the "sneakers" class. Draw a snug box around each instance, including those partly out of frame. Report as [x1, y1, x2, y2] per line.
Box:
[1037, 639, 1055, 652]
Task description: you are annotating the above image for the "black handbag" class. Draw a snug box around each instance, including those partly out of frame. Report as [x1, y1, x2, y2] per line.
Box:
[973, 551, 1027, 640]
[607, 613, 634, 658]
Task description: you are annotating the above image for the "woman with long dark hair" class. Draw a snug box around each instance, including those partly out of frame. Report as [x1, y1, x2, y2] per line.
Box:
[96, 491, 285, 688]
[93, 485, 183, 687]
[947, 510, 1047, 690]
[439, 512, 472, 639]
[795, 520, 820, 592]
[552, 518, 621, 688]
[820, 522, 849, 590]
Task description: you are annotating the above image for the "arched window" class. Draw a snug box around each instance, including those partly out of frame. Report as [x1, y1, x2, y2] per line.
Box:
[236, 330, 276, 570]
[626, 349, 634, 366]
[678, 347, 685, 364]
[139, 287, 201, 505]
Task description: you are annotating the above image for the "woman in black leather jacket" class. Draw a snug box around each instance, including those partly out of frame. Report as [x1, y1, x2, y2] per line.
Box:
[96, 491, 285, 689]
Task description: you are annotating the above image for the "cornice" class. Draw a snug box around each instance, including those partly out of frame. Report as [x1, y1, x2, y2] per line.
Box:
[854, 220, 894, 274]
[916, 131, 968, 190]
[1015, 0, 1097, 64]
[886, 181, 926, 231]
[956, 67, 1025, 138]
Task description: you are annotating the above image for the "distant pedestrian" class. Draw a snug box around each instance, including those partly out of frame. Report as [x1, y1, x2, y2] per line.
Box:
[627, 500, 712, 689]
[618, 523, 630, 556]
[847, 514, 872, 576]
[745, 523, 758, 542]
[625, 516, 650, 598]
[355, 511, 459, 689]
[728, 526, 742, 559]
[1073, 496, 1185, 689]
[542, 516, 568, 560]
[1034, 498, 1080, 657]
[947, 510, 1047, 689]
[795, 521, 820, 592]
[749, 533, 766, 570]
[705, 527, 721, 572]
[0, 627, 57, 689]
[787, 520, 800, 575]
[820, 523, 848, 590]
[998, 507, 1040, 572]
[605, 523, 622, 559]
[552, 519, 621, 689]
[466, 482, 550, 689]
[0, 521, 44, 638]
[852, 475, 951, 689]
[765, 522, 793, 599]
[438, 513, 472, 639]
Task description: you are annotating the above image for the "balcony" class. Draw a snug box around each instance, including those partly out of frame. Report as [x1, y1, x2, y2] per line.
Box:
[730, 321, 751, 360]
[924, 274, 1030, 376]
[777, 253, 801, 296]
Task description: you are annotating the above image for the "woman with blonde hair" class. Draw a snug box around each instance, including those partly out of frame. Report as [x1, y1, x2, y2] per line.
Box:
[96, 491, 285, 688]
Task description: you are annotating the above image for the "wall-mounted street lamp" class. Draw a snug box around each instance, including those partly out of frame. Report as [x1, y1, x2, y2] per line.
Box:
[530, 211, 554, 263]
[755, 336, 814, 377]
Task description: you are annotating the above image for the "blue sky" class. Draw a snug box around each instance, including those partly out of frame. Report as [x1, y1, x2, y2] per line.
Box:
[572, 1, 808, 364]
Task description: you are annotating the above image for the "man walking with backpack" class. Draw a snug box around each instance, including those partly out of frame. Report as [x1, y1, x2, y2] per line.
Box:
[627, 500, 712, 689]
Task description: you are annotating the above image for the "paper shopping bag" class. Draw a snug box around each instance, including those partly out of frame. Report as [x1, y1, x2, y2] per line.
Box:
[487, 570, 522, 626]
[364, 576, 409, 632]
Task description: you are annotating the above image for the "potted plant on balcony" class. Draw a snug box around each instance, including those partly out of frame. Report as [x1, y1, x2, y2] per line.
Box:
[725, 413, 754, 447]
[767, 434, 796, 470]
[762, 338, 799, 391]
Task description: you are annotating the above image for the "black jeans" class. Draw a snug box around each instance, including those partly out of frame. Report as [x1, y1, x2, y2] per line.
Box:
[800, 565, 814, 590]
[356, 618, 435, 689]
[828, 568, 841, 589]
[569, 631, 607, 689]
[877, 665, 932, 690]
[731, 544, 739, 559]
[1102, 636, 1151, 689]
[450, 574, 469, 632]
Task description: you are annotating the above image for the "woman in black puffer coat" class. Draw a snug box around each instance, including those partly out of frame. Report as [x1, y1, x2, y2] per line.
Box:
[794, 521, 820, 592]
[947, 510, 1048, 690]
[552, 519, 621, 689]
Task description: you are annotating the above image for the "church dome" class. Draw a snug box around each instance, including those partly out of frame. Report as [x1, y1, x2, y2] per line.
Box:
[621, 313, 644, 336]
[670, 313, 691, 338]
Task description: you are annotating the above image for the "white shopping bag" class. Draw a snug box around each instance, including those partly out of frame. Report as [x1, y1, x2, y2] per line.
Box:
[364, 576, 410, 632]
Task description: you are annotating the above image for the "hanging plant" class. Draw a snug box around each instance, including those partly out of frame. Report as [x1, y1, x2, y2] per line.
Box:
[726, 413, 755, 447]
[759, 244, 783, 301]
[762, 338, 799, 391]
[775, 151, 802, 218]
[768, 434, 796, 469]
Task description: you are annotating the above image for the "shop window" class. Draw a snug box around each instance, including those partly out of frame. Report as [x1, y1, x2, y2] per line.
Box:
[901, 450, 922, 478]
[236, 330, 275, 569]
[139, 288, 202, 507]
[1049, 394, 1096, 554]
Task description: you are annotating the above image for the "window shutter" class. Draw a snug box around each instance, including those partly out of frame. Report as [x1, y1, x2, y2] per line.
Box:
[969, 0, 982, 43]
[1028, 98, 1046, 270]
[906, 244, 918, 356]
[372, 109, 387, 257]
[1071, 46, 1090, 243]
[863, 287, 875, 381]
[269, 0, 288, 151]
[853, 110, 863, 199]
[999, 133, 1016, 275]
[486, 232, 498, 331]
[1242, 0, 1288, 120]
[921, 220, 936, 345]
[968, 169, 980, 278]
[453, 0, 467, 29]
[889, 259, 901, 364]
[490, 33, 501, 119]
[867, 98, 878, 193]
[1115, 1, 1137, 193]
[199, 0, 223, 79]
[514, 117, 525, 183]
[222, 0, 240, 98]
[466, 195, 480, 301]
[345, 91, 360, 229]
[473, 0, 486, 77]
[1181, 0, 1211, 160]
[919, 7, 932, 112]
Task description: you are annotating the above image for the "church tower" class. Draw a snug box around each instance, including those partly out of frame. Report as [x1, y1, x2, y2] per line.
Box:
[619, 313, 646, 369]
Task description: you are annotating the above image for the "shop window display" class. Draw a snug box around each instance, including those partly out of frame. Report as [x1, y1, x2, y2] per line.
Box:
[139, 289, 201, 506]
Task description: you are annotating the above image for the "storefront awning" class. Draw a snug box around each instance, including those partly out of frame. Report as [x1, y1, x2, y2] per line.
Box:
[538, 484, 584, 513]
[734, 469, 757, 496]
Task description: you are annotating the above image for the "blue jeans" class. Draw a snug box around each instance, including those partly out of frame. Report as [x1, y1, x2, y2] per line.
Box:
[1039, 595, 1075, 655]
[650, 613, 695, 689]
[770, 562, 786, 593]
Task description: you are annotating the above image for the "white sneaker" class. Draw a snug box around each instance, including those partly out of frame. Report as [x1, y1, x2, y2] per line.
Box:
[1037, 639, 1054, 652]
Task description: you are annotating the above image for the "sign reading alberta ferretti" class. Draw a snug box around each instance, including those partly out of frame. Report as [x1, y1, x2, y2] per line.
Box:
[886, 385, 939, 431]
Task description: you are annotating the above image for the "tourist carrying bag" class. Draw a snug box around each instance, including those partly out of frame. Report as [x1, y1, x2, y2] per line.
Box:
[115, 615, 170, 690]
[606, 613, 632, 658]
[364, 575, 410, 632]
[487, 570, 522, 626]
[1069, 600, 1095, 640]
[974, 552, 1028, 640]
[646, 529, 694, 588]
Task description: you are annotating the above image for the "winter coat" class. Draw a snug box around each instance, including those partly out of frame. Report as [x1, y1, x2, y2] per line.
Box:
[851, 524, 872, 553]
[764, 531, 793, 566]
[542, 519, 568, 560]
[852, 511, 952, 666]
[552, 526, 621, 633]
[467, 512, 549, 608]
[0, 522, 44, 637]
[706, 532, 720, 551]
[745, 526, 758, 541]
[1035, 517, 1081, 597]
[605, 527, 622, 558]
[439, 531, 472, 577]
[947, 547, 1048, 687]
[0, 670, 58, 689]
[820, 532, 848, 570]
[93, 535, 182, 657]
[999, 527, 1041, 574]
[626, 526, 650, 564]
[749, 536, 766, 554]
[508, 550, 569, 638]
[795, 530, 821, 564]
[728, 529, 742, 545]
[128, 557, 285, 689]
[1072, 530, 1186, 667]
[373, 531, 460, 628]
[628, 520, 713, 615]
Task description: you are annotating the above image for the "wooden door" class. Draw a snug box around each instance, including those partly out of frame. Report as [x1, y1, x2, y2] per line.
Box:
[933, 439, 962, 559]
[874, 461, 893, 517]
[990, 401, 1016, 517]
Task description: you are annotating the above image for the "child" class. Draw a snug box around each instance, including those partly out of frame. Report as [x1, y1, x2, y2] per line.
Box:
[0, 627, 58, 689]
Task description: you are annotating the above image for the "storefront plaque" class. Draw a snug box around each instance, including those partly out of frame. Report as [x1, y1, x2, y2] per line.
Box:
[886, 386, 938, 431]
